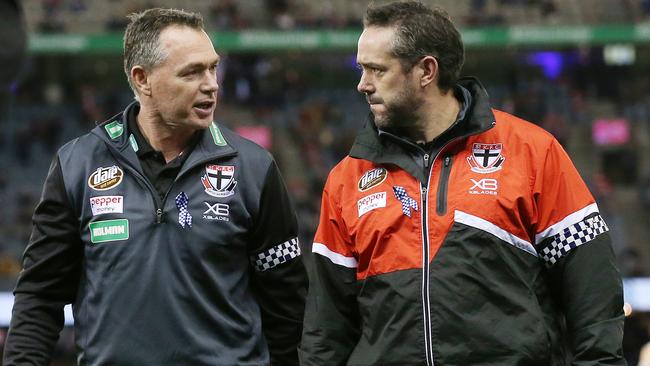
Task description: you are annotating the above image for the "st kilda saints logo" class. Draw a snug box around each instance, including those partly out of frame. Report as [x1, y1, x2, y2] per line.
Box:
[88, 166, 124, 191]
[358, 167, 388, 192]
[467, 143, 506, 174]
[201, 165, 237, 198]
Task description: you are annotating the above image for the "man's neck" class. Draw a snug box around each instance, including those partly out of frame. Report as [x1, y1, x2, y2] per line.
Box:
[414, 90, 461, 144]
[136, 107, 196, 163]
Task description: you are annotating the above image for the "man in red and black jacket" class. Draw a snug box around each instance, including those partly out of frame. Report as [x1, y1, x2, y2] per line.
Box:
[299, 2, 625, 365]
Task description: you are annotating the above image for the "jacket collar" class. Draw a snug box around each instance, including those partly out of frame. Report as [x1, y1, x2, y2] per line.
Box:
[349, 76, 495, 182]
[91, 101, 237, 172]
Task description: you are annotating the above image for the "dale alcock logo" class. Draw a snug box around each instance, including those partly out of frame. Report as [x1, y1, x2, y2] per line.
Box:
[358, 167, 388, 191]
[88, 166, 124, 191]
[467, 143, 505, 174]
[201, 165, 237, 198]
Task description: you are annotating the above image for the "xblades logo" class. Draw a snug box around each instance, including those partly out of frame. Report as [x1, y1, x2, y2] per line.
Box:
[469, 178, 498, 195]
[203, 202, 230, 221]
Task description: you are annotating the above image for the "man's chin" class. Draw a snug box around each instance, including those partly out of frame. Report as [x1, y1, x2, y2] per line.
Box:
[192, 115, 214, 129]
[371, 113, 391, 129]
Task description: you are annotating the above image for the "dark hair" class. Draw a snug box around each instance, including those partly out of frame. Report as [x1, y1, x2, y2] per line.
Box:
[364, 1, 464, 91]
[123, 8, 204, 94]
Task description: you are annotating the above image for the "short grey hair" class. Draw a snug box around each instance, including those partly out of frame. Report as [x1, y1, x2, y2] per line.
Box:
[123, 8, 204, 95]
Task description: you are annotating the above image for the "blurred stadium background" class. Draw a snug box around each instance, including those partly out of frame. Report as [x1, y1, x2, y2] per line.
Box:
[1, 0, 650, 364]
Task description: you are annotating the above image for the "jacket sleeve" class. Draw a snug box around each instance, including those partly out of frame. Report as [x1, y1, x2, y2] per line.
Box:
[299, 177, 360, 366]
[3, 156, 84, 366]
[247, 159, 307, 366]
[532, 139, 625, 366]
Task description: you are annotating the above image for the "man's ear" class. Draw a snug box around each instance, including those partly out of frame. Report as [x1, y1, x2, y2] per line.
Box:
[131, 66, 152, 97]
[419, 56, 438, 88]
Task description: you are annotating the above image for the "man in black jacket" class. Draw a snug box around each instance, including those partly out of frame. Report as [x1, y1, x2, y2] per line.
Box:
[4, 8, 306, 365]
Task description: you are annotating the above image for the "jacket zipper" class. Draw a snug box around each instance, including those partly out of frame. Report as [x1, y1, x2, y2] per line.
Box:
[117, 162, 165, 223]
[421, 154, 435, 366]
[378, 124, 495, 365]
[436, 156, 453, 216]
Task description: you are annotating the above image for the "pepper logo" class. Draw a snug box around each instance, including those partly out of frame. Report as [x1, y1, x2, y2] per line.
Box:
[88, 166, 124, 191]
[358, 167, 388, 191]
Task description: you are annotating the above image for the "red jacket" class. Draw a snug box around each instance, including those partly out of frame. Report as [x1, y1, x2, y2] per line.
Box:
[300, 78, 625, 366]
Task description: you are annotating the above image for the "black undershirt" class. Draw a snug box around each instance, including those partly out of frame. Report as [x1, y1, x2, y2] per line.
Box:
[127, 106, 200, 200]
[416, 85, 472, 153]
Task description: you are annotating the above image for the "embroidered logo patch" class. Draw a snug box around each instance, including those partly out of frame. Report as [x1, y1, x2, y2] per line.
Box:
[209, 123, 227, 146]
[357, 192, 387, 217]
[467, 143, 505, 174]
[201, 165, 237, 198]
[89, 219, 129, 243]
[358, 167, 388, 191]
[104, 120, 124, 139]
[88, 166, 124, 191]
[90, 196, 124, 215]
[203, 202, 230, 221]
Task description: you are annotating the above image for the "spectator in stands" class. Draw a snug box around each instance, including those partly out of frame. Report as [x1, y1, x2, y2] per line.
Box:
[4, 8, 306, 366]
[300, 2, 625, 365]
[209, 0, 244, 30]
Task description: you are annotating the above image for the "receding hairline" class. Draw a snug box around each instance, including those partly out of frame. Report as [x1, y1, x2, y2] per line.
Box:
[152, 26, 220, 70]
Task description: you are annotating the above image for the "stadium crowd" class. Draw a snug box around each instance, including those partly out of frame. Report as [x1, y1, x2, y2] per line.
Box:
[22, 0, 650, 34]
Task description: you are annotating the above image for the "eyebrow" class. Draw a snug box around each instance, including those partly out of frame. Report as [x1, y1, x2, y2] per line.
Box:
[357, 61, 385, 69]
[179, 57, 221, 73]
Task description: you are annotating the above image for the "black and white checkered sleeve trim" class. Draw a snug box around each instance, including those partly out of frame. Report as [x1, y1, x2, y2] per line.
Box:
[538, 214, 609, 266]
[251, 237, 301, 272]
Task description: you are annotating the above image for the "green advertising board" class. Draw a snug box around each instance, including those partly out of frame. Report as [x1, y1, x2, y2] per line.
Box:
[28, 24, 650, 54]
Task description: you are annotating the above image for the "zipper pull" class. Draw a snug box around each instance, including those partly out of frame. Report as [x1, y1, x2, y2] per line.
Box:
[444, 156, 451, 167]
[423, 154, 430, 168]
[421, 185, 428, 203]
[155, 208, 163, 224]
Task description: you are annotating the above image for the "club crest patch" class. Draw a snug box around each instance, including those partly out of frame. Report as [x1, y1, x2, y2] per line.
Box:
[358, 167, 388, 191]
[88, 166, 124, 191]
[201, 165, 237, 198]
[467, 143, 505, 174]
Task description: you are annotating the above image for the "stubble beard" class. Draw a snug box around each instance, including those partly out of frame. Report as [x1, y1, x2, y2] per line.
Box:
[372, 84, 421, 130]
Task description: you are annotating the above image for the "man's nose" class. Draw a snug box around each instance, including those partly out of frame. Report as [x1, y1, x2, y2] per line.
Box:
[202, 72, 219, 93]
[357, 73, 374, 94]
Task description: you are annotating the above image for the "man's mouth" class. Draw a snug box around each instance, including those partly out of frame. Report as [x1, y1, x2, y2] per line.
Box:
[193, 100, 215, 118]
[194, 101, 215, 110]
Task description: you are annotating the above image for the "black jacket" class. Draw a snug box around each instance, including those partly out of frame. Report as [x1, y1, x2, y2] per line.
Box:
[5, 102, 307, 365]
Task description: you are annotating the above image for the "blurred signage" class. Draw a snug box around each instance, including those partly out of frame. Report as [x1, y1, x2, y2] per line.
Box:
[27, 25, 650, 54]
[624, 278, 650, 312]
[0, 292, 73, 326]
[234, 125, 272, 150]
[592, 118, 631, 146]
[0, 278, 648, 327]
